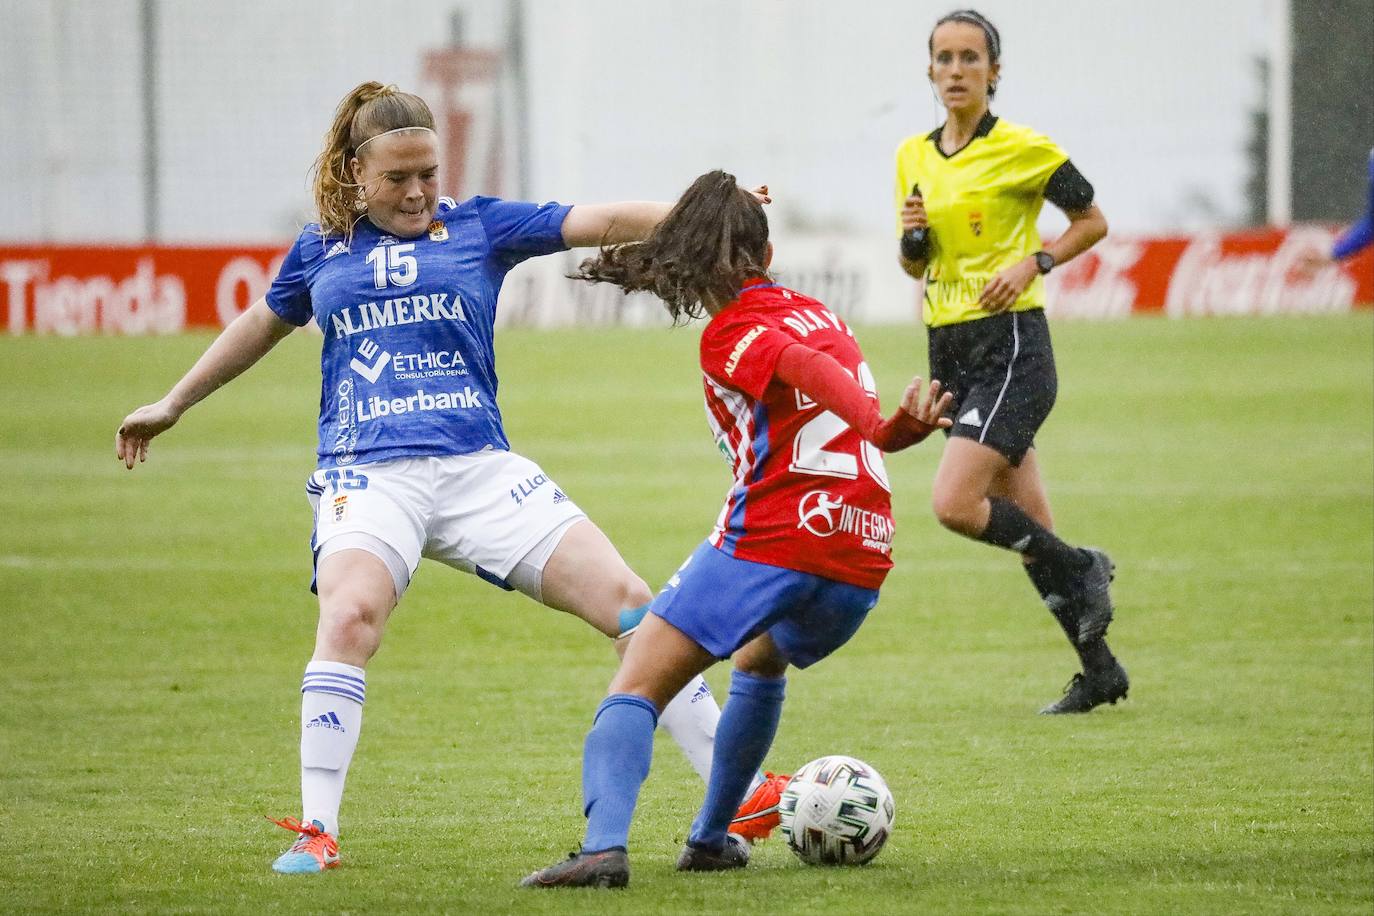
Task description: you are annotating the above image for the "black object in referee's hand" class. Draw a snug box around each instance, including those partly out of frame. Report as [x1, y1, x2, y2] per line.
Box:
[901, 184, 930, 261]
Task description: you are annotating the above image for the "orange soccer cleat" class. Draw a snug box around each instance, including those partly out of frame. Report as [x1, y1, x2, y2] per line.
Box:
[730, 772, 790, 843]
[269, 816, 340, 874]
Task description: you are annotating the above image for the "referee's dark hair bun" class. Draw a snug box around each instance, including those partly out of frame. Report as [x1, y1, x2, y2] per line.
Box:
[930, 9, 1002, 95]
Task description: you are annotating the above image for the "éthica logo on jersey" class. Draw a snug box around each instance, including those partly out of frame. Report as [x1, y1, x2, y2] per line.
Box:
[350, 337, 470, 385]
[350, 338, 391, 383]
[796, 490, 893, 554]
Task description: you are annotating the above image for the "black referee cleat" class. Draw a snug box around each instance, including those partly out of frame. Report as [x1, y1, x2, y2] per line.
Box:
[1073, 548, 1116, 644]
[1040, 661, 1130, 714]
[676, 833, 751, 872]
[521, 847, 629, 889]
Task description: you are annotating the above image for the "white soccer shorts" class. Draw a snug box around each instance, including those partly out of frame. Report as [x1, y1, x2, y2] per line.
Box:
[305, 449, 586, 599]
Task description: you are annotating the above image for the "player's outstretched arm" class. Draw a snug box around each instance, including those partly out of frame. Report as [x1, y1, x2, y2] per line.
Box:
[1331, 212, 1374, 262]
[1329, 153, 1374, 262]
[772, 345, 953, 453]
[562, 186, 770, 248]
[1296, 210, 1374, 275]
[561, 202, 674, 248]
[115, 298, 296, 469]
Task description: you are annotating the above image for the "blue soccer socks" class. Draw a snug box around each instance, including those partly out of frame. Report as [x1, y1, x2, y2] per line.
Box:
[688, 670, 785, 849]
[581, 694, 658, 853]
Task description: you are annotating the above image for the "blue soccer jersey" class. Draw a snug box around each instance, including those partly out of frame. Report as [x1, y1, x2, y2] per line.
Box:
[266, 197, 571, 468]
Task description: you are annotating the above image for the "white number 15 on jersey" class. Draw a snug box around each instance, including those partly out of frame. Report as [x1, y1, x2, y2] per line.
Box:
[365, 243, 418, 289]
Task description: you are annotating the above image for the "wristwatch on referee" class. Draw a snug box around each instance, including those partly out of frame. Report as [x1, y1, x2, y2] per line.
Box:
[1033, 250, 1056, 275]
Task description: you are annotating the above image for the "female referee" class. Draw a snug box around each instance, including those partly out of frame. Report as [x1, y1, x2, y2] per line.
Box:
[895, 10, 1128, 714]
[523, 170, 953, 888]
[114, 82, 779, 874]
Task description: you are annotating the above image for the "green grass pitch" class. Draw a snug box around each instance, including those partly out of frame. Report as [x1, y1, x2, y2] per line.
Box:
[1, 314, 1370, 914]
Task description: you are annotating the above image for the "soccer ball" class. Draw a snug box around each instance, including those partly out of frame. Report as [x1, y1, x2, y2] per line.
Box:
[778, 755, 895, 865]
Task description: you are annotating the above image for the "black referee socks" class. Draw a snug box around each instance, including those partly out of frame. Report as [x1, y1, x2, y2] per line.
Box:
[1024, 559, 1118, 673]
[979, 497, 1090, 576]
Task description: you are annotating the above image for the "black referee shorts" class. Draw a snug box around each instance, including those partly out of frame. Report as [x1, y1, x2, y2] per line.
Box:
[926, 309, 1057, 466]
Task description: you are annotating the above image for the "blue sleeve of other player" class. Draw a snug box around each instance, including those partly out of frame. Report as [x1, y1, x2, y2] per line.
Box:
[1331, 150, 1374, 261]
[265, 231, 316, 327]
[472, 197, 573, 267]
[1333, 217, 1374, 261]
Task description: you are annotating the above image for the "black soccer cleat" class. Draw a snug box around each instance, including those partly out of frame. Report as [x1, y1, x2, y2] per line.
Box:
[520, 847, 630, 889]
[1040, 661, 1130, 714]
[676, 833, 751, 872]
[1073, 548, 1116, 645]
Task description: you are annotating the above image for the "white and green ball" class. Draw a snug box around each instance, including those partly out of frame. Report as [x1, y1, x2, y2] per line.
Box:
[778, 755, 895, 866]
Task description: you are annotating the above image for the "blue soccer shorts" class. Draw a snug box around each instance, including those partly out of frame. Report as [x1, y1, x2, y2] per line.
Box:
[650, 541, 879, 668]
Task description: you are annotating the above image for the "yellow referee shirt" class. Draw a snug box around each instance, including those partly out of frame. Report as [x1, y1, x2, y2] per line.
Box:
[894, 113, 1068, 328]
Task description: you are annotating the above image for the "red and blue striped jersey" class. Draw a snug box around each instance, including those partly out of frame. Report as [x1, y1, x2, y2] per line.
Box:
[698, 282, 895, 590]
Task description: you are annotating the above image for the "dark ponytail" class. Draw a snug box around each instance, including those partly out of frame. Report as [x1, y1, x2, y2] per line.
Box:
[573, 170, 770, 324]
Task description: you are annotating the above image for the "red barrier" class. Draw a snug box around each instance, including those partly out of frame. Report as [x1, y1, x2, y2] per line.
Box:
[1, 228, 1370, 334]
[0, 245, 283, 334]
[1049, 226, 1373, 318]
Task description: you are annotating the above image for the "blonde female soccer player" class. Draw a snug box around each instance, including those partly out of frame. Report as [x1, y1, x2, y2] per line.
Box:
[115, 81, 780, 874]
[895, 10, 1127, 714]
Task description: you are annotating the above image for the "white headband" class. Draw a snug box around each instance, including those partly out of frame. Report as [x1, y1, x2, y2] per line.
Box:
[354, 126, 436, 155]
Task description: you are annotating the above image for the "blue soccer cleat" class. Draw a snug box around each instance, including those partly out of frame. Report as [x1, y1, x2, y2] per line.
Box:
[269, 816, 340, 874]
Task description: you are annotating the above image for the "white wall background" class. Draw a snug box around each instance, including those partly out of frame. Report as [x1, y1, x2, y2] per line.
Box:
[0, 0, 1273, 243]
